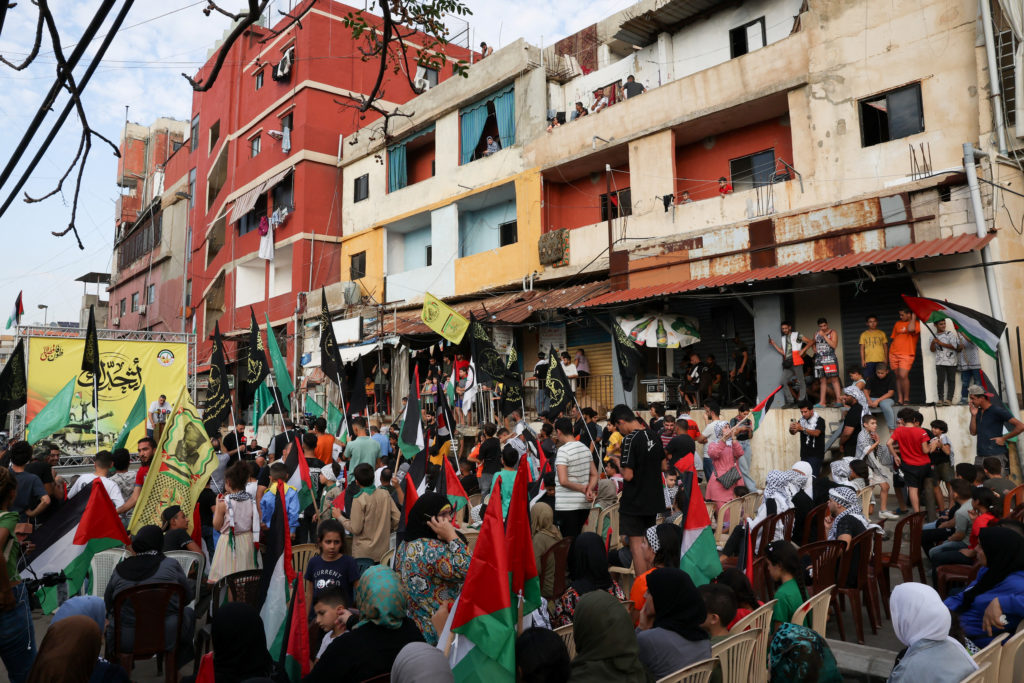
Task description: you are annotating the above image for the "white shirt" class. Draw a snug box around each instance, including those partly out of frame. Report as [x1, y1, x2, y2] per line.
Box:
[554, 440, 592, 511]
[590, 96, 608, 113]
[67, 473, 125, 508]
[147, 400, 170, 429]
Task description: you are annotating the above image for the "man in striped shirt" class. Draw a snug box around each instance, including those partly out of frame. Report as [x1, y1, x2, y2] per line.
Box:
[553, 417, 598, 538]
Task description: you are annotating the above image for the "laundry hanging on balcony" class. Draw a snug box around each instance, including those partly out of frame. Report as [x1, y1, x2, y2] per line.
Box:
[615, 312, 700, 348]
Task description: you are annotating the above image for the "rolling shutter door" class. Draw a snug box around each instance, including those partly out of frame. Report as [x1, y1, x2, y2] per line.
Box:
[567, 320, 613, 411]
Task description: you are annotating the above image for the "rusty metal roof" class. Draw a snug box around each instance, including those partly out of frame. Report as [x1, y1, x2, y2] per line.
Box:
[577, 233, 995, 309]
[388, 281, 610, 335]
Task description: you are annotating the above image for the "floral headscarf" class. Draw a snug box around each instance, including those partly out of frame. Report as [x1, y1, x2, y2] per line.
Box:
[354, 566, 408, 629]
[768, 623, 842, 682]
[707, 420, 730, 443]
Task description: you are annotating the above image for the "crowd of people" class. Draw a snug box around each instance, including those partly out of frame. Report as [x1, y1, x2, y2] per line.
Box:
[1, 334, 1023, 682]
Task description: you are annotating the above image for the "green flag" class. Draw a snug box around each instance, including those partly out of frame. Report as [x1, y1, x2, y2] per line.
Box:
[327, 402, 345, 440]
[305, 395, 325, 418]
[27, 377, 77, 445]
[265, 313, 294, 403]
[112, 387, 147, 451]
[254, 380, 275, 424]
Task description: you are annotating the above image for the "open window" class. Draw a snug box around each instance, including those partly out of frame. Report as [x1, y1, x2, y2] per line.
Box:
[388, 125, 435, 192]
[239, 193, 267, 236]
[729, 17, 766, 58]
[209, 121, 220, 153]
[859, 83, 924, 147]
[729, 149, 776, 192]
[459, 85, 515, 165]
[353, 174, 369, 202]
[206, 144, 228, 211]
[600, 188, 632, 220]
[350, 251, 366, 280]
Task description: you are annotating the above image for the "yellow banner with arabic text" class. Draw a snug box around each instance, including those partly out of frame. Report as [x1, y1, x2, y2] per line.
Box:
[421, 292, 469, 344]
[27, 337, 187, 455]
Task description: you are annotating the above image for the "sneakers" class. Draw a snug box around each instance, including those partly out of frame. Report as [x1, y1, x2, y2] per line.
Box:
[879, 510, 899, 520]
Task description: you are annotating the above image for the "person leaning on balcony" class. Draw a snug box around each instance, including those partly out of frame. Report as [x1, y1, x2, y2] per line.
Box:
[718, 177, 733, 195]
[482, 135, 500, 156]
[589, 89, 609, 114]
[622, 74, 646, 99]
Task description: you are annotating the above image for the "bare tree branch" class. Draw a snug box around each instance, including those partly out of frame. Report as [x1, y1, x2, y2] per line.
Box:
[183, 0, 268, 92]
[0, 1, 42, 70]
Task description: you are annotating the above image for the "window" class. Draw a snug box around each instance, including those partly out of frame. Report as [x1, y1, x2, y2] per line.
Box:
[729, 149, 776, 192]
[188, 168, 196, 209]
[250, 135, 261, 157]
[239, 194, 268, 236]
[353, 174, 369, 202]
[350, 251, 366, 280]
[729, 17, 766, 58]
[147, 284, 156, 304]
[190, 114, 199, 152]
[131, 292, 139, 312]
[255, 69, 264, 90]
[419, 66, 438, 88]
[499, 220, 517, 246]
[600, 188, 632, 220]
[281, 113, 293, 133]
[117, 214, 163, 269]
[995, 24, 1017, 128]
[272, 174, 293, 211]
[425, 245, 432, 267]
[459, 85, 514, 165]
[119, 299, 126, 316]
[209, 120, 220, 152]
[859, 83, 924, 147]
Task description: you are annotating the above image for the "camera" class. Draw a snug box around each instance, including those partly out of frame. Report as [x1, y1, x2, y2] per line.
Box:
[25, 570, 66, 593]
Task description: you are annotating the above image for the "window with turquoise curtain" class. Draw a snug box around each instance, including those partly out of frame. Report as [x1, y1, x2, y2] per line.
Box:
[493, 88, 516, 150]
[387, 143, 407, 192]
[459, 104, 489, 165]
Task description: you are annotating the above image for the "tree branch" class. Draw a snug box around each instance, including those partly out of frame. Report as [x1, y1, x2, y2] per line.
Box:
[0, 1, 43, 71]
[184, 0, 268, 92]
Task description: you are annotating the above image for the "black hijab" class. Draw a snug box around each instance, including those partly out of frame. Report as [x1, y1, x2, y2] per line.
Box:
[569, 532, 612, 595]
[958, 526, 1024, 610]
[116, 525, 165, 582]
[213, 602, 275, 683]
[404, 492, 452, 543]
[646, 568, 709, 642]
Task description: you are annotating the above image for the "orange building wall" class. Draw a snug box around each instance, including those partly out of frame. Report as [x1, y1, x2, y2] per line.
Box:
[544, 163, 629, 232]
[674, 116, 794, 200]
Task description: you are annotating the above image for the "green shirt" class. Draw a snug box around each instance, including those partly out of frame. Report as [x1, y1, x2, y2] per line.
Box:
[346, 436, 382, 470]
[772, 578, 805, 625]
[1, 511, 21, 583]
[491, 469, 517, 519]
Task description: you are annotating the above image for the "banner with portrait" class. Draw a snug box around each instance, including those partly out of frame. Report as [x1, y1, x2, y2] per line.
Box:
[27, 337, 188, 455]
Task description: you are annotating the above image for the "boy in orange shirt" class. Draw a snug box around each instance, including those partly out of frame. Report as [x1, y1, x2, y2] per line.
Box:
[889, 308, 919, 404]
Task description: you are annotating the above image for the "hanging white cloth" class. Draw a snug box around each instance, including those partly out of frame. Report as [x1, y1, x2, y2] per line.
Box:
[259, 221, 275, 260]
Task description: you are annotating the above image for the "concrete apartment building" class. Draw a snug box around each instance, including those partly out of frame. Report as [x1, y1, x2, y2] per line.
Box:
[337, 0, 1024, 478]
[109, 0, 471, 414]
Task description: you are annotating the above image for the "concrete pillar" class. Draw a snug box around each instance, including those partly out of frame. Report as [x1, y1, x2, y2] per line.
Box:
[597, 44, 612, 70]
[656, 32, 674, 85]
[754, 294, 784, 402]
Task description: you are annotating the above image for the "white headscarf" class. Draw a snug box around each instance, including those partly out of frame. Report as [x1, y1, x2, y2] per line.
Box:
[843, 385, 869, 414]
[830, 458, 852, 486]
[890, 583, 978, 670]
[791, 461, 815, 497]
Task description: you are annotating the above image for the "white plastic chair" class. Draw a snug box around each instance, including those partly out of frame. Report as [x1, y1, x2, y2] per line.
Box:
[961, 662, 990, 683]
[554, 623, 576, 659]
[166, 549, 205, 611]
[791, 584, 835, 637]
[729, 600, 776, 683]
[85, 548, 128, 597]
[656, 657, 718, 683]
[998, 628, 1024, 682]
[710, 628, 760, 683]
[971, 632, 1008, 683]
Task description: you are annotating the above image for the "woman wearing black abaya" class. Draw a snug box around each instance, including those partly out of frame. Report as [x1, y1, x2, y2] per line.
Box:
[552, 531, 625, 627]
[635, 567, 711, 680]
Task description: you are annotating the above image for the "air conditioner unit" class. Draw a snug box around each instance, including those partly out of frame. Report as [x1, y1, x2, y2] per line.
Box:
[413, 66, 432, 93]
[340, 281, 361, 305]
[138, 305, 147, 315]
[111, 317, 120, 327]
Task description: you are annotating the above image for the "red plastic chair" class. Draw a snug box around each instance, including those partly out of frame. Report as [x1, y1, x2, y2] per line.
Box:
[835, 531, 877, 644]
[880, 511, 927, 584]
[540, 537, 573, 600]
[937, 562, 981, 599]
[801, 503, 829, 545]
[800, 540, 846, 638]
[1003, 484, 1024, 518]
[111, 582, 187, 683]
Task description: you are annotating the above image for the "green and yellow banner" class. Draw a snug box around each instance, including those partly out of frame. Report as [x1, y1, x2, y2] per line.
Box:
[128, 386, 217, 534]
[27, 338, 187, 454]
[421, 292, 469, 344]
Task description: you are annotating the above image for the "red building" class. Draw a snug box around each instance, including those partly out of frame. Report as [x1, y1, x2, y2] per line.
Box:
[122, 0, 471, 408]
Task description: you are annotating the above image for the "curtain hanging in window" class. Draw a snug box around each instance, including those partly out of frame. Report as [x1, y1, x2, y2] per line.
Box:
[459, 106, 489, 165]
[388, 143, 407, 192]
[494, 88, 516, 150]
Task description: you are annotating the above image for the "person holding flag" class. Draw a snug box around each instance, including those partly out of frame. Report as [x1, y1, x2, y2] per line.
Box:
[0, 465, 37, 681]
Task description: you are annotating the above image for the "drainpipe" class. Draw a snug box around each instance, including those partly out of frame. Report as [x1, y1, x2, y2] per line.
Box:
[963, 144, 1020, 428]
[979, 0, 1008, 154]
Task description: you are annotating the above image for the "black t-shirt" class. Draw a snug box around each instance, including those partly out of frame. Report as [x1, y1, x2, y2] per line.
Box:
[623, 80, 644, 98]
[865, 374, 896, 400]
[835, 513, 868, 587]
[534, 360, 549, 382]
[841, 405, 863, 459]
[24, 461, 54, 485]
[649, 417, 664, 434]
[305, 619, 425, 683]
[163, 528, 193, 551]
[197, 488, 217, 528]
[460, 473, 480, 496]
[620, 428, 667, 516]
[271, 429, 301, 457]
[799, 416, 826, 461]
[479, 437, 502, 474]
[222, 431, 246, 459]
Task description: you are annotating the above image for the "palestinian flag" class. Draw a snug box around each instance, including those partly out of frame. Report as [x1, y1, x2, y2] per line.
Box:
[399, 372, 425, 460]
[436, 453, 469, 511]
[401, 448, 428, 525]
[506, 454, 540, 616]
[449, 476, 516, 682]
[22, 479, 129, 612]
[112, 387, 147, 452]
[285, 438, 315, 510]
[260, 486, 296, 656]
[279, 577, 311, 681]
[902, 294, 1006, 357]
[677, 470, 722, 586]
[6, 290, 23, 329]
[26, 376, 76, 445]
[751, 385, 783, 432]
[737, 519, 754, 585]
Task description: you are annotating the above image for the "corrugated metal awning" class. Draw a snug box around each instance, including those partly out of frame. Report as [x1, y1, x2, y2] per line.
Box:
[386, 281, 610, 336]
[227, 167, 293, 224]
[577, 232, 996, 308]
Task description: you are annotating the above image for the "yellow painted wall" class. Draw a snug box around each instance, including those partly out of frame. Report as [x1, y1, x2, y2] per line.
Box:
[339, 227, 385, 303]
[454, 168, 544, 295]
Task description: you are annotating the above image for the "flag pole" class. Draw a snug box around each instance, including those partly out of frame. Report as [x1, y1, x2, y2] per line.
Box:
[516, 591, 524, 635]
[94, 372, 100, 455]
